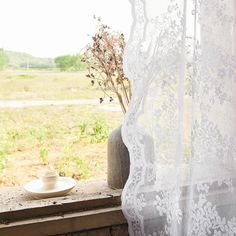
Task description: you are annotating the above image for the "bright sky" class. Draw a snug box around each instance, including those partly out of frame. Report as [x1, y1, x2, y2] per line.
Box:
[0, 0, 132, 58]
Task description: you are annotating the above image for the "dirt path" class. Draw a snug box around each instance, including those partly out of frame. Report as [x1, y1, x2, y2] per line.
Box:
[0, 99, 121, 111]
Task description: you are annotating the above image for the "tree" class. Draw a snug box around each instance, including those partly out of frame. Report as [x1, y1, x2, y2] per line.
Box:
[0, 49, 8, 70]
[73, 54, 86, 71]
[54, 54, 85, 71]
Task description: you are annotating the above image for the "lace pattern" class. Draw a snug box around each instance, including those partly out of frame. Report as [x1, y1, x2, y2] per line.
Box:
[121, 0, 236, 235]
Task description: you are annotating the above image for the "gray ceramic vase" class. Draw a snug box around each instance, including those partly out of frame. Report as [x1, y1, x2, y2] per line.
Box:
[107, 125, 130, 189]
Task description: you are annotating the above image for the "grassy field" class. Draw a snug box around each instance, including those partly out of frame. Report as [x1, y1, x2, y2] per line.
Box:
[0, 70, 122, 186]
[0, 70, 106, 100]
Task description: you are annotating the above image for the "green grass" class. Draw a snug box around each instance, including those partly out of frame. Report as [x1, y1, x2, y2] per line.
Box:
[0, 142, 11, 172]
[0, 105, 122, 186]
[0, 69, 105, 100]
[57, 144, 90, 179]
[0, 69, 122, 186]
[76, 120, 109, 143]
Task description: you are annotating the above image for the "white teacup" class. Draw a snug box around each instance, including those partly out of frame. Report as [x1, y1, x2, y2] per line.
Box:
[41, 170, 58, 190]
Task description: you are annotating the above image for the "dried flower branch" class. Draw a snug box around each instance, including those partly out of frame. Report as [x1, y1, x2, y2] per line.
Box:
[82, 16, 131, 114]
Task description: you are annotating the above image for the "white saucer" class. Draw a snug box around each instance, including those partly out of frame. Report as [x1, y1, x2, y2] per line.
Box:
[24, 177, 77, 199]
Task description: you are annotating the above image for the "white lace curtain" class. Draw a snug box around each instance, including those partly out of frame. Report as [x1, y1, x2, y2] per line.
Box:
[121, 0, 236, 235]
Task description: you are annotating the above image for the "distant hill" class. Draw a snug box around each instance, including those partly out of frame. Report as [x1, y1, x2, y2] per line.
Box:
[6, 50, 55, 69]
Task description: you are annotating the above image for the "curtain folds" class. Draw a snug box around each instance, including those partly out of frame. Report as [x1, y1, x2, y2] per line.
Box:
[121, 0, 236, 235]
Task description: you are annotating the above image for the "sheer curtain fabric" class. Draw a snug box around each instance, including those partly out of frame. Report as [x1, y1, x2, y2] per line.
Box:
[121, 0, 236, 235]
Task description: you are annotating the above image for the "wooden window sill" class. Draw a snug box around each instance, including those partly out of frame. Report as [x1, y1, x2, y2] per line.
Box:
[0, 180, 127, 236]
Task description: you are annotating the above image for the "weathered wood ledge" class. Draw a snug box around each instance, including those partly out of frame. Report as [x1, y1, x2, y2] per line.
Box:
[0, 179, 128, 236]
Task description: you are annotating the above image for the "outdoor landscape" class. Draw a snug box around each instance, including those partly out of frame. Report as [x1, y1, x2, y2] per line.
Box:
[0, 50, 123, 186]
